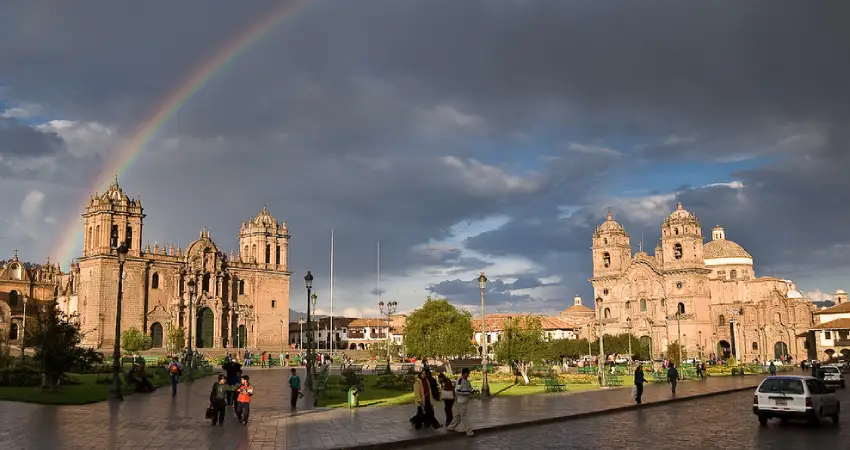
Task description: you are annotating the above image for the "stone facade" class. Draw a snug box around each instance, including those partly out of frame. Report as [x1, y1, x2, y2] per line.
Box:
[809, 290, 850, 361]
[0, 253, 65, 344]
[587, 203, 816, 362]
[2, 179, 292, 352]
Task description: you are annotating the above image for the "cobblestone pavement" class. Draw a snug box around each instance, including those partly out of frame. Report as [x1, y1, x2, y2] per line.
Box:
[412, 381, 850, 450]
[0, 368, 766, 449]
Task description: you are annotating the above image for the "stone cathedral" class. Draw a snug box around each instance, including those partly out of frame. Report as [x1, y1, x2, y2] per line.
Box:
[588, 202, 816, 362]
[63, 179, 290, 351]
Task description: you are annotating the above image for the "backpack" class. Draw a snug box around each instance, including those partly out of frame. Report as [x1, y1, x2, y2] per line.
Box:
[169, 363, 181, 375]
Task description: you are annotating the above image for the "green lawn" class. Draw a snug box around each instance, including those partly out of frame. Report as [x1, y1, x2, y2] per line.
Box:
[315, 375, 610, 408]
[0, 366, 215, 405]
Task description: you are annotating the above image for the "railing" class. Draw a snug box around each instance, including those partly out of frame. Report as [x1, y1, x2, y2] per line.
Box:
[348, 331, 365, 339]
[833, 339, 850, 346]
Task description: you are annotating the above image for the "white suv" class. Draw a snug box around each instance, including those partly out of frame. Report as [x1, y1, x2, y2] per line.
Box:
[821, 365, 846, 388]
[753, 376, 840, 425]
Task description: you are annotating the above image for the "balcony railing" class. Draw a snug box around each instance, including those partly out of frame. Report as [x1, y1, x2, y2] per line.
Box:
[348, 331, 365, 339]
[833, 339, 850, 347]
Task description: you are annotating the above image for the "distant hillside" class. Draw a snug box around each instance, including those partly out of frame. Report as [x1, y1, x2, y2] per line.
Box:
[813, 301, 835, 309]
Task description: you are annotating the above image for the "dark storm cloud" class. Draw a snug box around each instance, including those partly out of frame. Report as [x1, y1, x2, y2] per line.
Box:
[1, 1, 849, 308]
[0, 118, 62, 158]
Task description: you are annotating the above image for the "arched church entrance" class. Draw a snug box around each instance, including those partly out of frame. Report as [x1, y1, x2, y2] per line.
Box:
[150, 322, 164, 348]
[236, 324, 247, 348]
[196, 308, 215, 348]
[9, 323, 18, 340]
[773, 341, 788, 360]
[717, 340, 731, 359]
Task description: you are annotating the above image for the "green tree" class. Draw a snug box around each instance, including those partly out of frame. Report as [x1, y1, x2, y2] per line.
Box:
[166, 327, 185, 354]
[121, 327, 152, 354]
[403, 297, 475, 370]
[493, 316, 546, 384]
[666, 341, 686, 366]
[30, 302, 89, 390]
[369, 340, 402, 361]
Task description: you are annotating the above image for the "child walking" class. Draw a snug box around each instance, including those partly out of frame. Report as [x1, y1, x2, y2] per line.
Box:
[235, 375, 254, 424]
[288, 368, 302, 409]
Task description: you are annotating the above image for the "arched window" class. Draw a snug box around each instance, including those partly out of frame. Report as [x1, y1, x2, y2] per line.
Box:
[673, 243, 683, 260]
[674, 228, 679, 235]
[243, 246, 249, 259]
[640, 299, 647, 312]
[151, 273, 160, 289]
[265, 244, 271, 264]
[677, 302, 686, 315]
[202, 273, 211, 293]
[752, 342, 758, 351]
[604, 308, 611, 319]
[96, 225, 101, 248]
[239, 280, 245, 295]
[275, 245, 281, 265]
[252, 244, 257, 262]
[88, 227, 93, 250]
[730, 269, 737, 280]
[603, 252, 611, 268]
[603, 238, 608, 245]
[271, 299, 277, 308]
[718, 314, 726, 326]
[8, 290, 19, 307]
[110, 225, 119, 248]
[9, 323, 18, 340]
[125, 226, 133, 249]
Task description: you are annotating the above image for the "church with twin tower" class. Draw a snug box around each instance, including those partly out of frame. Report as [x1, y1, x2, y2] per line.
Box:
[73, 178, 291, 351]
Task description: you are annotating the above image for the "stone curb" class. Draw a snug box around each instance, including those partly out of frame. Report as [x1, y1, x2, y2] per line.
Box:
[339, 383, 759, 450]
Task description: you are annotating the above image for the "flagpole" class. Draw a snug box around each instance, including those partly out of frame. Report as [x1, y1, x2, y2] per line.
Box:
[330, 229, 334, 355]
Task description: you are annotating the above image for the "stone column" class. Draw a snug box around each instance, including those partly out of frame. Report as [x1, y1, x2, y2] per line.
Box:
[213, 302, 222, 348]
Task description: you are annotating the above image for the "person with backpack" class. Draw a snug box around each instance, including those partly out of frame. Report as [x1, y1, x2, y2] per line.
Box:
[168, 356, 183, 397]
[209, 375, 230, 426]
[288, 368, 302, 409]
[235, 375, 254, 424]
[222, 356, 242, 407]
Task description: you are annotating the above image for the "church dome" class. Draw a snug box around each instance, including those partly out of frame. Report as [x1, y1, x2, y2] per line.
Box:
[252, 206, 278, 228]
[664, 202, 699, 224]
[703, 226, 753, 260]
[595, 211, 627, 235]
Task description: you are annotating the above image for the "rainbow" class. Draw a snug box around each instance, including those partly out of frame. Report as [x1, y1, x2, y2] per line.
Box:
[55, 0, 310, 268]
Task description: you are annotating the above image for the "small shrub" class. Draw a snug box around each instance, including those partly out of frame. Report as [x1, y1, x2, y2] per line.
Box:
[0, 367, 41, 386]
[374, 374, 415, 391]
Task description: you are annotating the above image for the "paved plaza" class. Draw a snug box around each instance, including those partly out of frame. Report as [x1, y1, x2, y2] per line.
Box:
[412, 383, 850, 450]
[0, 368, 766, 449]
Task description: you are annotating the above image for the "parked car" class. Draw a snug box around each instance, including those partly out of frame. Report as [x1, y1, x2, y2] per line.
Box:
[753, 375, 840, 425]
[821, 365, 846, 387]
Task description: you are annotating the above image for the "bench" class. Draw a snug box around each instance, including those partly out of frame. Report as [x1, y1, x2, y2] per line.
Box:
[578, 366, 597, 375]
[398, 363, 415, 375]
[543, 377, 567, 393]
[375, 365, 391, 376]
[606, 375, 623, 387]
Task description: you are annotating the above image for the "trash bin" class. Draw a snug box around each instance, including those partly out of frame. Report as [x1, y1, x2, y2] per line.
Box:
[348, 387, 360, 408]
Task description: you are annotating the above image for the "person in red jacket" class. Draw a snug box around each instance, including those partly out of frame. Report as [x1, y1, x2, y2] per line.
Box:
[235, 375, 254, 424]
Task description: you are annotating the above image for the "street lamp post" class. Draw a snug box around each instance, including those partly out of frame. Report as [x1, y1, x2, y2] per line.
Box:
[676, 303, 684, 378]
[626, 316, 632, 370]
[305, 271, 314, 391]
[108, 243, 129, 401]
[299, 318, 305, 349]
[378, 300, 397, 373]
[20, 296, 28, 362]
[186, 278, 196, 379]
[596, 297, 607, 387]
[478, 272, 491, 397]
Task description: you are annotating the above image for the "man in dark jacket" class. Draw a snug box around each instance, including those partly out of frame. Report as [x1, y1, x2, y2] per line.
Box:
[210, 375, 230, 426]
[222, 356, 242, 406]
[634, 365, 646, 404]
[667, 363, 679, 394]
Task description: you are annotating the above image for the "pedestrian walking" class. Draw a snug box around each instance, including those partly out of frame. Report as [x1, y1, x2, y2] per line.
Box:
[288, 368, 302, 409]
[446, 368, 474, 437]
[168, 356, 183, 397]
[209, 375, 229, 426]
[279, 351, 285, 368]
[633, 364, 645, 404]
[222, 356, 242, 407]
[235, 375, 254, 424]
[438, 372, 455, 426]
[667, 363, 679, 394]
[261, 352, 267, 368]
[410, 369, 441, 430]
[769, 361, 777, 376]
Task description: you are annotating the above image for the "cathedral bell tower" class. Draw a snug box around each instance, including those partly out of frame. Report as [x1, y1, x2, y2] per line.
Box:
[592, 211, 631, 278]
[238, 206, 290, 271]
[81, 177, 144, 258]
[661, 202, 704, 270]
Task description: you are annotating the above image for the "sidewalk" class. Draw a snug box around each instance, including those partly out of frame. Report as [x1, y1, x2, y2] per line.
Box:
[0, 369, 764, 450]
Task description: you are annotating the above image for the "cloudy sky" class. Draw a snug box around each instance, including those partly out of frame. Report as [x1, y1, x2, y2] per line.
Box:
[1, 1, 848, 317]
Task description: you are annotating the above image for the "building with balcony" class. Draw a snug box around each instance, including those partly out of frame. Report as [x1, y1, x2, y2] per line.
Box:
[472, 314, 578, 357]
[808, 290, 850, 361]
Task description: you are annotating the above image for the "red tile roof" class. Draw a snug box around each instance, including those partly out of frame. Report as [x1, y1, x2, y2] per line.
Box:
[811, 318, 850, 330]
[472, 314, 577, 332]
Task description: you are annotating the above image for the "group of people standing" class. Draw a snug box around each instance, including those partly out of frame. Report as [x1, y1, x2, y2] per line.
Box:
[207, 355, 254, 425]
[411, 367, 475, 437]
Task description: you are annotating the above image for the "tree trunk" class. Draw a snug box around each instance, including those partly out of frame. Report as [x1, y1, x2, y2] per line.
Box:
[515, 362, 530, 385]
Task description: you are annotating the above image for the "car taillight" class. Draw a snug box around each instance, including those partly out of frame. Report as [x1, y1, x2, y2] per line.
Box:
[806, 397, 813, 407]
[753, 395, 758, 405]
